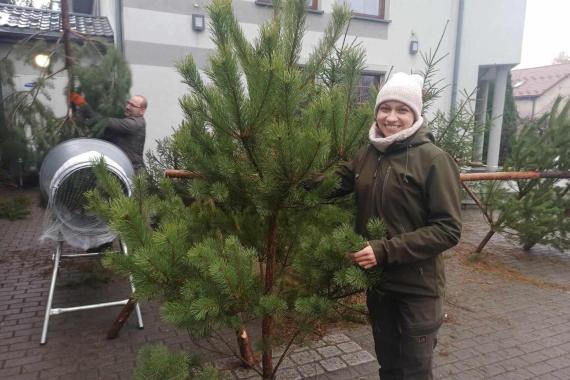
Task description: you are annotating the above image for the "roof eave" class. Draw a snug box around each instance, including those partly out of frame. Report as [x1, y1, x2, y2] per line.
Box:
[514, 95, 539, 100]
[0, 27, 113, 43]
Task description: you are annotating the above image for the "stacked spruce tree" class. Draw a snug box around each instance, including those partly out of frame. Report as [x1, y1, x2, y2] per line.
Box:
[89, 0, 383, 378]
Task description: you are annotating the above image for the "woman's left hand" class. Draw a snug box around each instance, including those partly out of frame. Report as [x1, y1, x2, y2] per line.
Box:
[350, 244, 377, 269]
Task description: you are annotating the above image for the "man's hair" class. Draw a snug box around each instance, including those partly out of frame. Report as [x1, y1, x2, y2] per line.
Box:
[134, 95, 148, 109]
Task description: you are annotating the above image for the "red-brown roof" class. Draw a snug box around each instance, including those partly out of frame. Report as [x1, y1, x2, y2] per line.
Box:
[511, 63, 570, 98]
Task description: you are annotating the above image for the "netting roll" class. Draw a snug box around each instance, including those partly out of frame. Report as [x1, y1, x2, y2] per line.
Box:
[39, 138, 134, 250]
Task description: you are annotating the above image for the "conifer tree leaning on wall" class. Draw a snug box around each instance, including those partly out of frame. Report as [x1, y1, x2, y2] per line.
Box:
[87, 0, 384, 378]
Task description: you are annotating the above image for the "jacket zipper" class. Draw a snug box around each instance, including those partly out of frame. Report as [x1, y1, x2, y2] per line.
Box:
[381, 166, 392, 209]
[370, 156, 382, 209]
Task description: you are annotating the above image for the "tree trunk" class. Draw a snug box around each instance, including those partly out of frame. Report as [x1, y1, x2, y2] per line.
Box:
[237, 326, 257, 368]
[475, 229, 495, 253]
[107, 297, 136, 339]
[262, 212, 278, 380]
[61, 0, 74, 116]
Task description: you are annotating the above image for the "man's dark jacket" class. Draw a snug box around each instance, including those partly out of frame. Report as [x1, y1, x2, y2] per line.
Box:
[79, 105, 146, 171]
[336, 127, 462, 297]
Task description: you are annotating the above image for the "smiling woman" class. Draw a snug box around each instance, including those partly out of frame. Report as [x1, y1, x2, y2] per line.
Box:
[333, 72, 462, 378]
[376, 101, 414, 137]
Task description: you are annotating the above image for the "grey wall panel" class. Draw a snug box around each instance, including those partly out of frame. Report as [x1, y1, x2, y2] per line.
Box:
[124, 40, 214, 69]
[124, 0, 388, 39]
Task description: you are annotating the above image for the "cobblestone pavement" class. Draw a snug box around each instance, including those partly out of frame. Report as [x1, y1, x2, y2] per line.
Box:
[1, 190, 570, 379]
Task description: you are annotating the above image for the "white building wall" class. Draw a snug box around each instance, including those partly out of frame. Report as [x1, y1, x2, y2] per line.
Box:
[0, 44, 68, 117]
[458, 0, 526, 95]
[99, 0, 526, 154]
[515, 98, 535, 119]
[532, 75, 570, 117]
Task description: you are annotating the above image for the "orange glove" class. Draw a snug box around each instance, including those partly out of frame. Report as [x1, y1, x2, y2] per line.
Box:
[70, 92, 86, 106]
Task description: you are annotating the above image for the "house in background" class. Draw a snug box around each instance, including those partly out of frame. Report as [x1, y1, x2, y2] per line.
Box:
[1, 0, 528, 172]
[511, 63, 570, 119]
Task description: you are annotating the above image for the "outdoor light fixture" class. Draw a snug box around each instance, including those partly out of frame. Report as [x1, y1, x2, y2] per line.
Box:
[192, 14, 205, 31]
[409, 33, 419, 55]
[34, 54, 50, 68]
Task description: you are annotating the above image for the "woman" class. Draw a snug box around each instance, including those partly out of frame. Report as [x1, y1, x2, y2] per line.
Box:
[337, 72, 462, 379]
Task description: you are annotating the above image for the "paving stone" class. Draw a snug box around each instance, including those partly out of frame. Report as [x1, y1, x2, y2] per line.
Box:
[274, 357, 295, 369]
[316, 345, 342, 358]
[308, 339, 326, 349]
[2, 201, 570, 380]
[297, 362, 325, 377]
[322, 333, 350, 344]
[212, 357, 241, 370]
[290, 349, 322, 365]
[320, 357, 348, 372]
[233, 367, 257, 379]
[341, 351, 375, 366]
[291, 344, 308, 353]
[274, 367, 301, 380]
[337, 341, 362, 353]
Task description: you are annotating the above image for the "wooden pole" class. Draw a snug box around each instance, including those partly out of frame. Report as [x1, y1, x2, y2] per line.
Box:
[164, 169, 201, 179]
[460, 171, 570, 182]
[166, 169, 570, 182]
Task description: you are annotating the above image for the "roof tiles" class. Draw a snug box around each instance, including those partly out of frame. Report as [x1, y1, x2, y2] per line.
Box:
[0, 3, 113, 39]
[511, 63, 570, 98]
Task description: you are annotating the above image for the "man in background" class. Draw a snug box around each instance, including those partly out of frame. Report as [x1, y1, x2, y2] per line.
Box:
[70, 93, 147, 172]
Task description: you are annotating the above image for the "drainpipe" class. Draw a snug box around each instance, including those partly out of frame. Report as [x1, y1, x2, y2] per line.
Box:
[115, 0, 125, 54]
[450, 0, 465, 112]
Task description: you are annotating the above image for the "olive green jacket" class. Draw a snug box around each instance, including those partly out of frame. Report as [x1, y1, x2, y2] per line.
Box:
[337, 127, 462, 296]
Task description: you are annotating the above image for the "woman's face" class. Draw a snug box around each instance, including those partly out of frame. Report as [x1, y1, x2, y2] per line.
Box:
[376, 101, 415, 137]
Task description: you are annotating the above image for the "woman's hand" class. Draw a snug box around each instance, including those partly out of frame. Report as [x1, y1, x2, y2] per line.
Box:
[350, 244, 377, 269]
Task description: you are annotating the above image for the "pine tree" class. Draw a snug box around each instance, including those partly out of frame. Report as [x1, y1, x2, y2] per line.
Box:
[71, 44, 133, 137]
[0, 38, 131, 177]
[478, 98, 570, 252]
[87, 0, 384, 378]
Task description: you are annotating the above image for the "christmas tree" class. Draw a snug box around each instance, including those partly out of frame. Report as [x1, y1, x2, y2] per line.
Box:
[0, 0, 131, 178]
[476, 98, 570, 252]
[88, 0, 383, 378]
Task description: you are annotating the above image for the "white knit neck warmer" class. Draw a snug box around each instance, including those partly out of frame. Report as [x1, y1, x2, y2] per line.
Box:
[368, 117, 424, 153]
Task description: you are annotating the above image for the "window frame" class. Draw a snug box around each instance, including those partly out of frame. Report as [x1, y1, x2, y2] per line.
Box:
[355, 72, 385, 104]
[255, 0, 319, 11]
[345, 0, 386, 20]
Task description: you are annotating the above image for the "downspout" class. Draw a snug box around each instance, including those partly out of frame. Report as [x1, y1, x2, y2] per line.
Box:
[115, 0, 125, 54]
[450, 0, 465, 112]
[531, 98, 536, 118]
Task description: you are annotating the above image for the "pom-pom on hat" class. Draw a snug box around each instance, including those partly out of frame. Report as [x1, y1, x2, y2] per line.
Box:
[374, 72, 424, 121]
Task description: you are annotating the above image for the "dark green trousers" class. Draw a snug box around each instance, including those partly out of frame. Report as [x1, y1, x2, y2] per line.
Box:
[367, 290, 443, 380]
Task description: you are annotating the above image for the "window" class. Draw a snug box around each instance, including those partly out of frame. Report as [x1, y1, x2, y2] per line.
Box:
[342, 0, 386, 19]
[256, 0, 319, 11]
[355, 73, 384, 104]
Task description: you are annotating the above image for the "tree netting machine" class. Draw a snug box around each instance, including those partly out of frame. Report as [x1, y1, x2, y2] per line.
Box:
[39, 138, 143, 345]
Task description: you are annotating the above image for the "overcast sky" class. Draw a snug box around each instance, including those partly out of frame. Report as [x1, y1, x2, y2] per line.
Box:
[517, 0, 570, 69]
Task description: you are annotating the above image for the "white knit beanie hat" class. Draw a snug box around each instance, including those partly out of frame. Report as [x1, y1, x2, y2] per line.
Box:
[374, 72, 424, 121]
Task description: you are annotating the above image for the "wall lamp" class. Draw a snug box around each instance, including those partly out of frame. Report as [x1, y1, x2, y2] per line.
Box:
[192, 14, 205, 32]
[409, 33, 419, 55]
